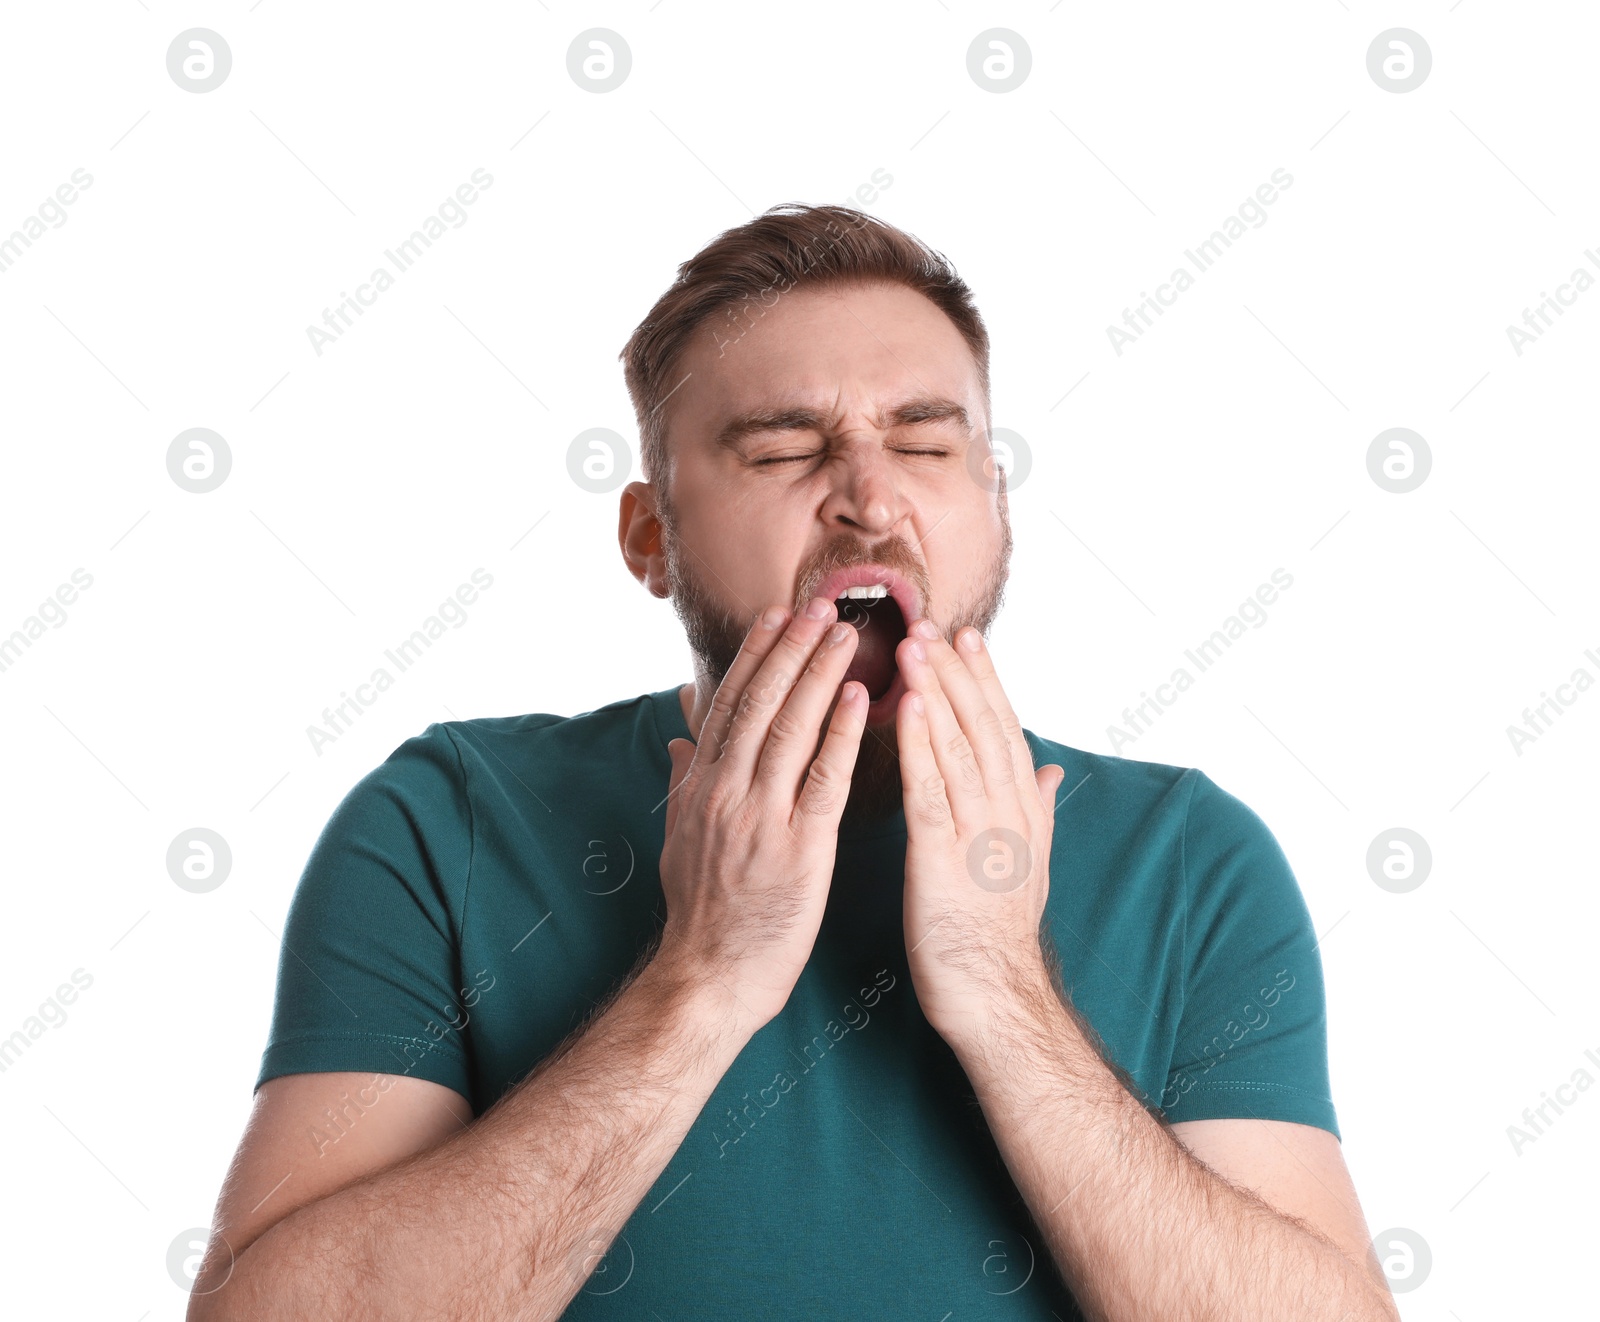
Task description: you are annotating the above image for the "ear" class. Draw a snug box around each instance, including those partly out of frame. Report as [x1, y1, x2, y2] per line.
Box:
[618, 480, 669, 598]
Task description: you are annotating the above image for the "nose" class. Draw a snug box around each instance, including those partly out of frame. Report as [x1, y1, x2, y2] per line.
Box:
[817, 439, 909, 537]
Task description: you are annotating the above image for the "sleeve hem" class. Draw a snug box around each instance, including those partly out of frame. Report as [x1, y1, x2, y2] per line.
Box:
[255, 1032, 470, 1101]
[1160, 1082, 1341, 1140]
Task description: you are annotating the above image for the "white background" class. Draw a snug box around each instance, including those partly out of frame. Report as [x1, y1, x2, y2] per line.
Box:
[1, 3, 1594, 1317]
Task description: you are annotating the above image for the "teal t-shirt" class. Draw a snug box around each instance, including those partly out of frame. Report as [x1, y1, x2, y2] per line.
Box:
[257, 687, 1339, 1318]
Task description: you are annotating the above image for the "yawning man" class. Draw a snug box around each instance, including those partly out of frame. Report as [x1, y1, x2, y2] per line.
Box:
[191, 203, 1398, 1322]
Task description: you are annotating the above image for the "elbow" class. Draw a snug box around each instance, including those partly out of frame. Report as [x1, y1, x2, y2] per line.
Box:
[1356, 1275, 1401, 1322]
[184, 1275, 220, 1322]
[186, 1281, 243, 1322]
[184, 1251, 251, 1322]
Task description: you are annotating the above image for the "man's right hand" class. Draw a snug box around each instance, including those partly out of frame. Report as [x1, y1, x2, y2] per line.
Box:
[657, 597, 867, 1031]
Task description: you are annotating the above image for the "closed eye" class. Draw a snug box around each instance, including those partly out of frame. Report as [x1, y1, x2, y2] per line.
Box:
[754, 449, 950, 466]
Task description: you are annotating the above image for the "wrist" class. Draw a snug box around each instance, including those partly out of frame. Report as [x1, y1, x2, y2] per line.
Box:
[940, 955, 1061, 1070]
[640, 942, 763, 1051]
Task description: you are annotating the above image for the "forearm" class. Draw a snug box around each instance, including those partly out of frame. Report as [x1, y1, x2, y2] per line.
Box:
[201, 952, 751, 1322]
[953, 973, 1396, 1322]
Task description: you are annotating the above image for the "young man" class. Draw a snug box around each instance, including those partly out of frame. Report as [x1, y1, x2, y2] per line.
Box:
[191, 204, 1398, 1320]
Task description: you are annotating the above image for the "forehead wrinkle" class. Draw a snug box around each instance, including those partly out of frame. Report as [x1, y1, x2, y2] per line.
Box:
[712, 394, 973, 451]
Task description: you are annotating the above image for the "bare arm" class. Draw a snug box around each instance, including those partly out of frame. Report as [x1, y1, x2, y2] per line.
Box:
[195, 594, 867, 1320]
[193, 950, 752, 1322]
[950, 969, 1399, 1322]
[887, 617, 1398, 1319]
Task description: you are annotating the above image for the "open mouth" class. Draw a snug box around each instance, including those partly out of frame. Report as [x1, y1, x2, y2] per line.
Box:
[835, 587, 908, 704]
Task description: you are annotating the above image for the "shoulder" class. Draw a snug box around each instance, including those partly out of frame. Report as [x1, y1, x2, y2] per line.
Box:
[424, 691, 661, 761]
[372, 693, 667, 820]
[1023, 727, 1280, 832]
[1022, 727, 1206, 822]
[1021, 729, 1293, 904]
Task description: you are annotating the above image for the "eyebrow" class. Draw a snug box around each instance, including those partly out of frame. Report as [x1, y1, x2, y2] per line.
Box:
[712, 395, 973, 452]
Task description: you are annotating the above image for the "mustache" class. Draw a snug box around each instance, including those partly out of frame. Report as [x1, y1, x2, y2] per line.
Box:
[798, 539, 928, 608]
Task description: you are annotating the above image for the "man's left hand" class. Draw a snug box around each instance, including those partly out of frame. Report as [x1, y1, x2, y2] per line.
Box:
[895, 620, 1065, 1049]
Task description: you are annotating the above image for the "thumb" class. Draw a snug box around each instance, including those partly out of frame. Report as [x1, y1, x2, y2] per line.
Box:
[1036, 763, 1065, 807]
[664, 739, 694, 839]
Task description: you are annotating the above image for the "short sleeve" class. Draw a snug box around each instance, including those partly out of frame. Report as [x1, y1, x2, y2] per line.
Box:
[1158, 770, 1340, 1139]
[254, 722, 474, 1103]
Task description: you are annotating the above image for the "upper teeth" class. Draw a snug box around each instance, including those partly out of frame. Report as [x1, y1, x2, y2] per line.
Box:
[837, 584, 889, 600]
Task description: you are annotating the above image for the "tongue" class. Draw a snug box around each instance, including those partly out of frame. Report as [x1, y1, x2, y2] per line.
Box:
[841, 601, 902, 701]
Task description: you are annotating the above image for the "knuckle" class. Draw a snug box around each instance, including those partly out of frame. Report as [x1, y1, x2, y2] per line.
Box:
[742, 671, 790, 717]
[914, 772, 950, 826]
[698, 773, 736, 819]
[976, 707, 1017, 782]
[727, 795, 765, 838]
[944, 736, 984, 794]
[767, 703, 808, 746]
[749, 751, 785, 793]
[974, 704, 1006, 743]
[998, 707, 1025, 743]
[708, 688, 740, 731]
[797, 757, 846, 816]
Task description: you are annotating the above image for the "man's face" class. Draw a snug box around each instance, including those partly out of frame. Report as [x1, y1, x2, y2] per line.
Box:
[636, 279, 1012, 829]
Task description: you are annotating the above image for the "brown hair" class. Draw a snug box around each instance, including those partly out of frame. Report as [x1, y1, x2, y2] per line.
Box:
[618, 202, 991, 517]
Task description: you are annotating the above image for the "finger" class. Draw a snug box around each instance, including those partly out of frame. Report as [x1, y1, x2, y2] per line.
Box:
[663, 738, 693, 840]
[895, 686, 957, 843]
[715, 597, 842, 781]
[897, 635, 991, 838]
[755, 616, 862, 800]
[1037, 763, 1065, 812]
[792, 679, 868, 825]
[948, 625, 1040, 806]
[910, 627, 1016, 801]
[694, 604, 796, 765]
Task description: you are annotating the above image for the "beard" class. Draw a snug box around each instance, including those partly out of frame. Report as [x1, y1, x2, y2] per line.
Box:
[657, 474, 1013, 833]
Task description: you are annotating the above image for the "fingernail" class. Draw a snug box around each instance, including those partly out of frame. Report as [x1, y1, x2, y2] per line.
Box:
[912, 619, 939, 640]
[805, 596, 832, 620]
[959, 629, 982, 652]
[910, 639, 926, 662]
